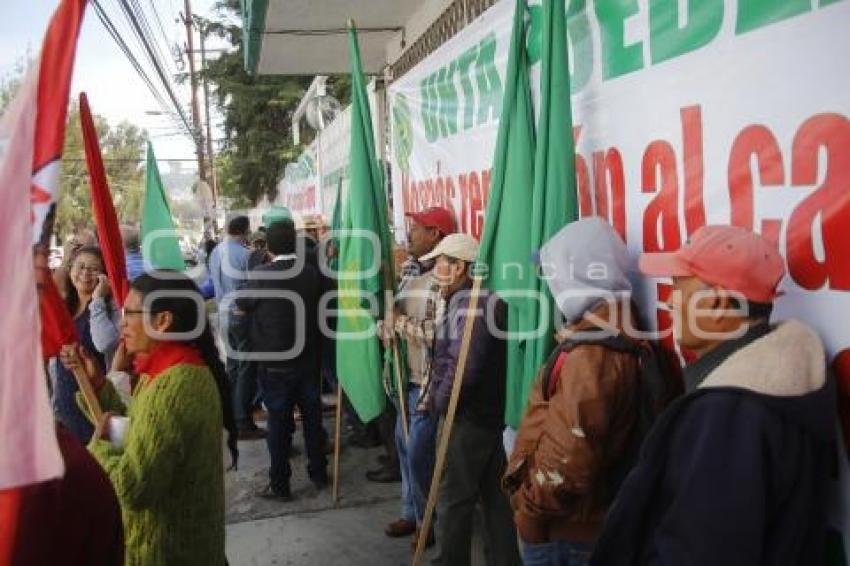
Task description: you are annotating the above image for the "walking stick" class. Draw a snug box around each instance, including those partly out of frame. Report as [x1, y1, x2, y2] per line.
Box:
[412, 276, 483, 565]
[332, 383, 343, 504]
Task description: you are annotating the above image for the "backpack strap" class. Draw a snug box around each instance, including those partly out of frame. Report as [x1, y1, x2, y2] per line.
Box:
[540, 332, 641, 401]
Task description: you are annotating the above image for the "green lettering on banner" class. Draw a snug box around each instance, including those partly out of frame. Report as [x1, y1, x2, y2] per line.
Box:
[595, 0, 644, 79]
[650, 0, 723, 64]
[566, 0, 592, 94]
[457, 45, 479, 131]
[736, 0, 810, 34]
[436, 60, 459, 137]
[475, 33, 503, 126]
[420, 73, 440, 143]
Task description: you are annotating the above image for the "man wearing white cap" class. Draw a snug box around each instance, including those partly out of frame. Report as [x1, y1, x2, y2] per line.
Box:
[421, 233, 520, 566]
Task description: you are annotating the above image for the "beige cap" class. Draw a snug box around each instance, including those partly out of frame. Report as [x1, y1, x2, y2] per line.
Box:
[419, 233, 479, 263]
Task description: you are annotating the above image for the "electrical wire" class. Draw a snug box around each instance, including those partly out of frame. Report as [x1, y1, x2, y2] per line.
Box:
[95, 0, 195, 140]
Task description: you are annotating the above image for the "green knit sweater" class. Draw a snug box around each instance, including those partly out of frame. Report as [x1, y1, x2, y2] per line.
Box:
[88, 364, 226, 566]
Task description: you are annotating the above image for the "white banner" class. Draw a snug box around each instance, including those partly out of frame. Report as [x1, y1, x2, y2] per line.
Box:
[276, 144, 320, 216]
[389, 0, 850, 554]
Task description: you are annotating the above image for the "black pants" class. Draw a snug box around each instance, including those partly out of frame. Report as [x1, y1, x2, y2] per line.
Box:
[259, 364, 328, 492]
[434, 418, 520, 566]
[226, 313, 257, 431]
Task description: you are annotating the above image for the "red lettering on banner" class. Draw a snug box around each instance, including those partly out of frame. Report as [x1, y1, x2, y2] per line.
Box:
[682, 106, 706, 236]
[459, 173, 469, 234]
[576, 153, 592, 217]
[469, 171, 484, 239]
[727, 124, 785, 242]
[481, 168, 492, 209]
[788, 114, 850, 291]
[641, 140, 681, 253]
[592, 148, 627, 241]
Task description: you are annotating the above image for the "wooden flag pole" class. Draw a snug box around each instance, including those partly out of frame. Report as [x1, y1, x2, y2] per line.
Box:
[392, 339, 410, 440]
[382, 267, 409, 441]
[332, 383, 343, 504]
[71, 367, 103, 424]
[413, 275, 483, 565]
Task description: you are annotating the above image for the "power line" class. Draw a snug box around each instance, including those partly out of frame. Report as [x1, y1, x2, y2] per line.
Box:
[91, 0, 178, 128]
[99, 0, 195, 140]
[146, 0, 176, 60]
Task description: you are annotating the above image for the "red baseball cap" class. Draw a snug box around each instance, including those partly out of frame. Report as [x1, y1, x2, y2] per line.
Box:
[639, 225, 785, 303]
[405, 207, 457, 236]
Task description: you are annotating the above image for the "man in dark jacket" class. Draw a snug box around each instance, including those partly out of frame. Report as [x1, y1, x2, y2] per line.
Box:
[591, 225, 836, 566]
[236, 219, 328, 500]
[421, 233, 520, 566]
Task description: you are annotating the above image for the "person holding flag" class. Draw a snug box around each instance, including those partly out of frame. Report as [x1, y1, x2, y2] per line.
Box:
[52, 246, 120, 443]
[378, 206, 455, 546]
[63, 271, 238, 565]
[421, 233, 520, 566]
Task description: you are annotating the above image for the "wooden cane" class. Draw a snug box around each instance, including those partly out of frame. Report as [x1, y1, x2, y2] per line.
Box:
[332, 383, 343, 504]
[412, 276, 484, 565]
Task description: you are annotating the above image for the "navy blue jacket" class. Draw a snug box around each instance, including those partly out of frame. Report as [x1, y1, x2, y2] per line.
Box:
[591, 321, 836, 566]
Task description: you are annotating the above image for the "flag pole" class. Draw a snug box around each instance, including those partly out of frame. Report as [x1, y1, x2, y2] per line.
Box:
[332, 383, 343, 504]
[382, 268, 409, 441]
[413, 275, 483, 565]
[71, 367, 104, 424]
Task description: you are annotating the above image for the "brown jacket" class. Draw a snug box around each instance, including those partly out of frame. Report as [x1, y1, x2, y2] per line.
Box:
[503, 301, 641, 544]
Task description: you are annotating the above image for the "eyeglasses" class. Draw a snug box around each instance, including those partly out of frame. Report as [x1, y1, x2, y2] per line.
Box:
[122, 308, 148, 317]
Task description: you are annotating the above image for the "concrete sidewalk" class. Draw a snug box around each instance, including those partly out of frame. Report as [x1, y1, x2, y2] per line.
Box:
[224, 410, 441, 565]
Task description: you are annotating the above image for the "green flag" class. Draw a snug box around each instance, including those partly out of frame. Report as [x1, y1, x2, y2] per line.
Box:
[141, 142, 185, 271]
[478, 0, 577, 427]
[335, 24, 394, 422]
[522, 0, 579, 424]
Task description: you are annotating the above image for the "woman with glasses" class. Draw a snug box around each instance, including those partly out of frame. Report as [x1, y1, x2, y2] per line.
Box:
[53, 246, 120, 443]
[63, 270, 238, 565]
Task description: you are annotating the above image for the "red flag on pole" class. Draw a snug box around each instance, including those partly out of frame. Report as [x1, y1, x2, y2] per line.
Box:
[30, 0, 87, 246]
[1, 0, 87, 493]
[80, 92, 129, 306]
[38, 266, 79, 360]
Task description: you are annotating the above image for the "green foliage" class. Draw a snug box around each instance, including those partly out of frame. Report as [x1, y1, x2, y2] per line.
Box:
[203, 0, 350, 206]
[57, 104, 147, 238]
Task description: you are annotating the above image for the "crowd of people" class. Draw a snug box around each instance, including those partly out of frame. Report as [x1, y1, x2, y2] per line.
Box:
[10, 205, 837, 566]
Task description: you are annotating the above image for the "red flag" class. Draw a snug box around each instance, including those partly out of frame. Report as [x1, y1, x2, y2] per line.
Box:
[80, 93, 129, 306]
[0, 489, 22, 564]
[30, 0, 87, 245]
[38, 268, 79, 360]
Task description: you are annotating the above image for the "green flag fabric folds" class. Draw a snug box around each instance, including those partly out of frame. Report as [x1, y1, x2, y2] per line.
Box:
[141, 143, 185, 272]
[478, 0, 577, 427]
[335, 24, 395, 423]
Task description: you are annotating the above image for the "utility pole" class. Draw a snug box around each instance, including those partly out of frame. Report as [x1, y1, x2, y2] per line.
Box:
[199, 23, 218, 205]
[182, 0, 207, 184]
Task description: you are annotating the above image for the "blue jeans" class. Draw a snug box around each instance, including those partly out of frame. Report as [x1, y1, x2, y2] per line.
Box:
[226, 312, 257, 430]
[521, 540, 593, 566]
[259, 364, 328, 493]
[394, 385, 438, 524]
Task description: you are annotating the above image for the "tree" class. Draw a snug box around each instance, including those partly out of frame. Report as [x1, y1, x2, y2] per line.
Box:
[201, 0, 350, 207]
[56, 104, 148, 238]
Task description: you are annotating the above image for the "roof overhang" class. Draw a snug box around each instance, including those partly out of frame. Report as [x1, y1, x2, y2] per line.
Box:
[241, 0, 422, 75]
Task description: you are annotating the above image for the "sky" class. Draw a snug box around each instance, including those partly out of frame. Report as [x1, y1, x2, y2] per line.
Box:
[1, 0, 233, 176]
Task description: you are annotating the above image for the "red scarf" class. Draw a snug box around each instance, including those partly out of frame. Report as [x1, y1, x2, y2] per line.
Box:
[132, 342, 205, 384]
